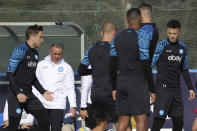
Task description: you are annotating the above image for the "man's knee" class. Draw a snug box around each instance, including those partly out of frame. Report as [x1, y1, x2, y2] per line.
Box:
[97, 121, 107, 129]
[192, 126, 197, 131]
[117, 115, 130, 131]
[134, 114, 148, 124]
[192, 118, 197, 131]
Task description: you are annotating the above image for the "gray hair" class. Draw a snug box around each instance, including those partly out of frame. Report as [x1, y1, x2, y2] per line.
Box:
[51, 43, 64, 50]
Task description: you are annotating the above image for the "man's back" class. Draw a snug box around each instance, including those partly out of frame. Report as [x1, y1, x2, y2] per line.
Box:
[115, 28, 142, 75]
[88, 41, 113, 97]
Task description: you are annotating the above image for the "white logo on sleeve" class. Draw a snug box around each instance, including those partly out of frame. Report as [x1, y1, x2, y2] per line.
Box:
[168, 55, 182, 62]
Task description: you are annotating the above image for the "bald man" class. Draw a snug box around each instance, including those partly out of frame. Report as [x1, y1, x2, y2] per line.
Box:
[78, 22, 118, 131]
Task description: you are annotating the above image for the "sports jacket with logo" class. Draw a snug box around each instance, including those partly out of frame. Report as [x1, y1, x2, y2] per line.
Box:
[151, 39, 194, 90]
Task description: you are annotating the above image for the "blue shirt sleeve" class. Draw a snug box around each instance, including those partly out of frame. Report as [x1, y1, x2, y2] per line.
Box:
[110, 41, 117, 56]
[151, 40, 168, 67]
[136, 24, 154, 60]
[181, 44, 188, 70]
[7, 44, 27, 73]
[81, 46, 93, 66]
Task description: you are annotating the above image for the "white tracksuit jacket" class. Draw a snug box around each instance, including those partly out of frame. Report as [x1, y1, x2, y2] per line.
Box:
[32, 55, 76, 109]
[80, 75, 92, 108]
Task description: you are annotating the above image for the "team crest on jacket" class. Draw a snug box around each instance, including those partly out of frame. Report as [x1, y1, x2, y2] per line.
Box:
[179, 49, 183, 54]
[35, 54, 39, 60]
[16, 108, 22, 114]
[58, 67, 64, 72]
[159, 109, 164, 116]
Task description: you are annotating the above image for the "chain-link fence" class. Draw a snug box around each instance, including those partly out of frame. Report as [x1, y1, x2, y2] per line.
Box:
[0, 0, 197, 68]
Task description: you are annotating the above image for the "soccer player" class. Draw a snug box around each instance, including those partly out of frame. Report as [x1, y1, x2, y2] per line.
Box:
[114, 8, 155, 131]
[78, 22, 118, 131]
[138, 2, 159, 62]
[151, 19, 195, 131]
[32, 43, 76, 131]
[6, 25, 53, 131]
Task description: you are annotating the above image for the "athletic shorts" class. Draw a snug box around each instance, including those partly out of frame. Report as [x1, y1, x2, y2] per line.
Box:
[116, 74, 150, 116]
[153, 86, 184, 119]
[7, 86, 45, 117]
[91, 95, 118, 123]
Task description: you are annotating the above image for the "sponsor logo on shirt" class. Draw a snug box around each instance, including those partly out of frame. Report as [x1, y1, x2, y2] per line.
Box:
[28, 61, 37, 67]
[168, 55, 182, 62]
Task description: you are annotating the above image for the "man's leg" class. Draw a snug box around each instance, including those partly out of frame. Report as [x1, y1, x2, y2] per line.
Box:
[170, 90, 184, 131]
[134, 114, 148, 131]
[192, 118, 197, 131]
[127, 121, 132, 131]
[91, 95, 108, 131]
[151, 117, 165, 131]
[0, 126, 7, 131]
[92, 120, 107, 131]
[117, 115, 130, 131]
[85, 103, 96, 129]
[28, 109, 50, 131]
[171, 116, 183, 131]
[2, 116, 21, 131]
[49, 109, 64, 131]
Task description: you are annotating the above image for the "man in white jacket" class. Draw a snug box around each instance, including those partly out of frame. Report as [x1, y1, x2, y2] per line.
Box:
[32, 43, 76, 131]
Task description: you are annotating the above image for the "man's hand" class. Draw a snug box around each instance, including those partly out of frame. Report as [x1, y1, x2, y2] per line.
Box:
[80, 110, 88, 120]
[43, 91, 54, 101]
[21, 123, 33, 129]
[69, 107, 76, 117]
[17, 93, 28, 103]
[188, 90, 195, 100]
[112, 90, 117, 101]
[2, 120, 9, 128]
[149, 93, 156, 104]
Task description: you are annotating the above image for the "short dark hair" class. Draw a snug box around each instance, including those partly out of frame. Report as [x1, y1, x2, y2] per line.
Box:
[167, 19, 181, 29]
[138, 2, 152, 12]
[51, 43, 64, 50]
[25, 25, 43, 40]
[127, 8, 141, 24]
